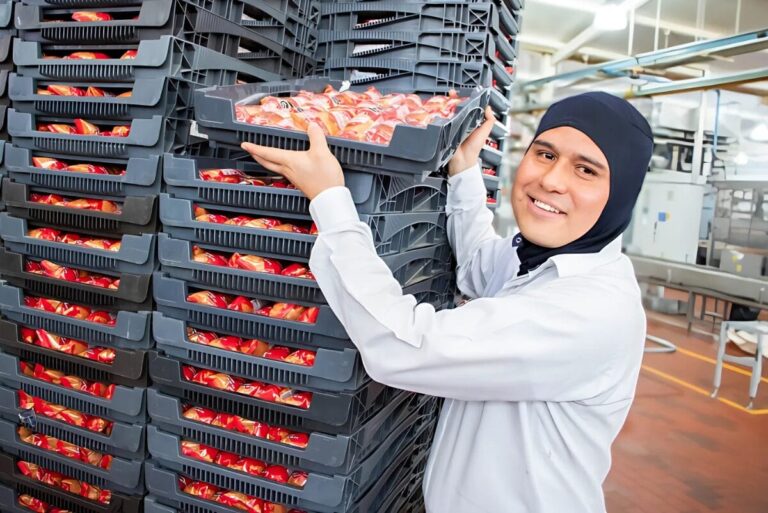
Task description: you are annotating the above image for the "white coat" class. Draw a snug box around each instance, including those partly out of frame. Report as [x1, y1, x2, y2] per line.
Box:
[308, 164, 646, 513]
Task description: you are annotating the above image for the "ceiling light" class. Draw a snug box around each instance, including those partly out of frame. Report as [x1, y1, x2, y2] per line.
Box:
[749, 123, 768, 142]
[593, 5, 628, 31]
[734, 152, 749, 166]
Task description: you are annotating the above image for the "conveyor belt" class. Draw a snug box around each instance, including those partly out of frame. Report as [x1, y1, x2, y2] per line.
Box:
[628, 254, 768, 306]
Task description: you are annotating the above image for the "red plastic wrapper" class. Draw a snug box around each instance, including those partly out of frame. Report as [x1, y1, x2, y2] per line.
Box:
[192, 245, 229, 267]
[181, 404, 308, 449]
[18, 494, 50, 513]
[23, 360, 115, 399]
[187, 290, 231, 309]
[181, 441, 219, 463]
[21, 326, 114, 364]
[17, 460, 112, 504]
[181, 477, 301, 513]
[71, 11, 113, 22]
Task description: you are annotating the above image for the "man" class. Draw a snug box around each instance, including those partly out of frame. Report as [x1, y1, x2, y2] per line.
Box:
[242, 91, 654, 512]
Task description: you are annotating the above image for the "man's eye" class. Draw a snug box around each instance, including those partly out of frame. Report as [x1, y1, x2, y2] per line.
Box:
[538, 151, 555, 160]
[578, 166, 596, 176]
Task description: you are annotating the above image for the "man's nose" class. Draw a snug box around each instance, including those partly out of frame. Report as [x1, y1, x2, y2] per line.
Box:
[539, 160, 569, 194]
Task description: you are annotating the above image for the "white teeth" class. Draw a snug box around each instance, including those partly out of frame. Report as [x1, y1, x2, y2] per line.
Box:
[533, 199, 561, 214]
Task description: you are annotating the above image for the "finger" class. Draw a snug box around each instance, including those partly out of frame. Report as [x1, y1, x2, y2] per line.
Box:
[306, 122, 331, 153]
[465, 111, 496, 149]
[250, 155, 289, 177]
[241, 142, 296, 166]
[484, 106, 495, 123]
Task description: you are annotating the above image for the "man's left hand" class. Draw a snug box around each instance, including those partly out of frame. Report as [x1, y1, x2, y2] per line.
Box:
[241, 122, 344, 201]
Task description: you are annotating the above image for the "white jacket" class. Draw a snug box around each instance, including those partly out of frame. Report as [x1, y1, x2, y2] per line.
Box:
[308, 164, 645, 513]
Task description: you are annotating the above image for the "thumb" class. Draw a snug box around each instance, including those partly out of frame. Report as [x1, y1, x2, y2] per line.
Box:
[307, 122, 330, 152]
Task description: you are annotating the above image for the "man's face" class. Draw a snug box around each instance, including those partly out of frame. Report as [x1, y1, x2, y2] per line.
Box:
[512, 126, 611, 248]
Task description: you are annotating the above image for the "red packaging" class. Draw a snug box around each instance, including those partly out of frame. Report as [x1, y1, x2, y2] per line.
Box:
[262, 465, 290, 483]
[227, 296, 255, 313]
[187, 291, 230, 309]
[181, 441, 219, 463]
[213, 451, 240, 468]
[182, 405, 217, 425]
[262, 346, 291, 361]
[71, 11, 113, 22]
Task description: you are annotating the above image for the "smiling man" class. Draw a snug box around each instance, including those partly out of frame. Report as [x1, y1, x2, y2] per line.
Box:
[242, 92, 654, 513]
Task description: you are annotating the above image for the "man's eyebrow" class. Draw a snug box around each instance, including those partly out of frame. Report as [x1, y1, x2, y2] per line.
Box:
[533, 139, 607, 172]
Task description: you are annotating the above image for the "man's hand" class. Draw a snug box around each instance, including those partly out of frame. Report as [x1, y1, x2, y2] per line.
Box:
[448, 106, 497, 177]
[241, 122, 344, 201]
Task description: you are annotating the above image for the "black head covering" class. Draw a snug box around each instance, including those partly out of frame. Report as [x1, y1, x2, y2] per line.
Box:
[516, 92, 653, 276]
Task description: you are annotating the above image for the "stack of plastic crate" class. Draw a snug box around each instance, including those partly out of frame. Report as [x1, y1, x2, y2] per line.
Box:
[0, 0, 13, 204]
[0, 1, 288, 512]
[138, 76, 486, 513]
[222, 0, 320, 78]
[315, 0, 524, 211]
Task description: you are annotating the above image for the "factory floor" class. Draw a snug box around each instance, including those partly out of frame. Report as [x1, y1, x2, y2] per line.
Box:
[604, 309, 768, 513]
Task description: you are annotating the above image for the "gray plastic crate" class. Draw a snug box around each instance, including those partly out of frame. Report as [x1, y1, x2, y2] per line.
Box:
[0, 318, 148, 386]
[0, 30, 11, 63]
[231, 0, 319, 26]
[148, 351, 396, 433]
[143, 418, 433, 513]
[0, 454, 144, 513]
[0, 213, 157, 274]
[194, 77, 488, 175]
[483, 171, 500, 192]
[2, 179, 158, 236]
[16, 0, 242, 50]
[152, 271, 347, 343]
[163, 153, 447, 216]
[0, 281, 152, 349]
[319, 1, 497, 32]
[10, 74, 198, 122]
[481, 144, 503, 167]
[145, 400, 435, 512]
[157, 235, 451, 304]
[146, 387, 426, 475]
[0, 417, 144, 492]
[5, 145, 162, 196]
[0, 247, 153, 310]
[8, 110, 194, 159]
[160, 194, 447, 259]
[13, 35, 281, 83]
[0, 350, 146, 423]
[322, 55, 513, 90]
[0, 1, 11, 30]
[153, 313, 365, 392]
[316, 29, 495, 62]
[0, 384, 145, 459]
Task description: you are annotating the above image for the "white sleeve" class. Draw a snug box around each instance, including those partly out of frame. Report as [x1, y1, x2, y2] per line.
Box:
[309, 187, 640, 403]
[446, 165, 507, 298]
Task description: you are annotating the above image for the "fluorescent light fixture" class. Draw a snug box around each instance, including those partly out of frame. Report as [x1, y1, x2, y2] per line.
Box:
[734, 152, 749, 166]
[749, 123, 768, 142]
[593, 5, 628, 31]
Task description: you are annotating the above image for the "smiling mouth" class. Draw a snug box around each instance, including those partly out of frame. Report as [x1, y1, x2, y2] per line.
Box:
[529, 196, 564, 215]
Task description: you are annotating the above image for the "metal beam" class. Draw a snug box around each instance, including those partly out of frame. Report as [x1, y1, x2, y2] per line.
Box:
[519, 28, 768, 91]
[551, 26, 601, 63]
[631, 67, 768, 96]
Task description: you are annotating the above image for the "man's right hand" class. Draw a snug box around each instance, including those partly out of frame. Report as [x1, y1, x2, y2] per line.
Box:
[448, 106, 497, 177]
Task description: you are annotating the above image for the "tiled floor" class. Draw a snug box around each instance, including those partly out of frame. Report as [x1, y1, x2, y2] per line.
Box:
[604, 312, 768, 513]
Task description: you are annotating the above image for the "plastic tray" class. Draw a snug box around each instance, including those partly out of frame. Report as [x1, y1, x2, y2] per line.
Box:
[13, 35, 281, 83]
[0, 418, 144, 493]
[232, 0, 319, 25]
[8, 110, 193, 159]
[143, 419, 432, 513]
[0, 30, 11, 63]
[318, 1, 498, 33]
[153, 313, 365, 392]
[483, 172, 500, 192]
[481, 144, 503, 167]
[10, 74, 201, 122]
[0, 1, 12, 30]
[0, 247, 153, 310]
[0, 213, 157, 275]
[148, 352, 399, 434]
[0, 318, 148, 386]
[16, 0, 245, 50]
[163, 153, 447, 216]
[158, 234, 452, 304]
[323, 55, 512, 90]
[194, 77, 488, 175]
[0, 454, 143, 513]
[144, 400, 435, 512]
[4, 145, 162, 196]
[0, 350, 146, 423]
[160, 194, 447, 259]
[2, 179, 158, 236]
[146, 386, 428, 475]
[0, 281, 152, 350]
[0, 384, 145, 460]
[316, 30, 497, 62]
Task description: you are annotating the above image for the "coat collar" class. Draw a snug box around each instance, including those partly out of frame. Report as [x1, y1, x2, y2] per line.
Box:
[509, 234, 624, 281]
